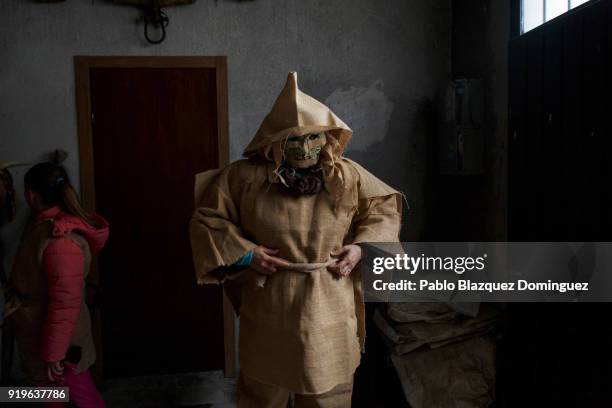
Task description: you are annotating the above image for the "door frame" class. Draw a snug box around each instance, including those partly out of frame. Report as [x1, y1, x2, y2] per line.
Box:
[74, 56, 235, 377]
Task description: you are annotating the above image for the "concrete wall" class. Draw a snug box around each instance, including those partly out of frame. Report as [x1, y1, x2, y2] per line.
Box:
[452, 0, 510, 241]
[0, 0, 452, 377]
[421, 0, 509, 241]
[0, 0, 451, 246]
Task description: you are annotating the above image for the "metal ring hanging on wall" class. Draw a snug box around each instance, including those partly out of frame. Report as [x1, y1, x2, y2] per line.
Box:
[112, 0, 197, 45]
[144, 3, 170, 44]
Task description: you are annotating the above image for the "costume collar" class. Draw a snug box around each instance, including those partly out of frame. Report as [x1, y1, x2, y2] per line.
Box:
[266, 163, 279, 184]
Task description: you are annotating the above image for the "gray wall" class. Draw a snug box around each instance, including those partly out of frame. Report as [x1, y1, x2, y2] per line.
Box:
[452, 0, 510, 240]
[0, 0, 451, 245]
[0, 0, 452, 378]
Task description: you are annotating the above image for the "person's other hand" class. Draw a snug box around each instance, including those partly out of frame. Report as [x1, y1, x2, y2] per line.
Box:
[251, 246, 290, 275]
[329, 244, 362, 277]
[46, 361, 64, 383]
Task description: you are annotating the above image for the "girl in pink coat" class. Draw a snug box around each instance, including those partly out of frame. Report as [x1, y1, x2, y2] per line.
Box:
[6, 162, 108, 407]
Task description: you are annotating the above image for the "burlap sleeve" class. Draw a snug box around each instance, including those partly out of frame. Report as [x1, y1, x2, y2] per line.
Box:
[189, 165, 258, 284]
[340, 158, 404, 244]
[351, 194, 402, 244]
[343, 194, 402, 353]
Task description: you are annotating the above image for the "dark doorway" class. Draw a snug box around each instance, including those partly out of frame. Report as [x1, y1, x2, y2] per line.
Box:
[504, 1, 612, 406]
[75, 57, 231, 379]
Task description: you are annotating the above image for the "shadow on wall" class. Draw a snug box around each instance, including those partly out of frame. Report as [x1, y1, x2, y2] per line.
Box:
[345, 96, 437, 243]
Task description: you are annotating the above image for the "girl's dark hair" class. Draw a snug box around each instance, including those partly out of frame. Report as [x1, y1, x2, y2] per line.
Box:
[24, 162, 98, 227]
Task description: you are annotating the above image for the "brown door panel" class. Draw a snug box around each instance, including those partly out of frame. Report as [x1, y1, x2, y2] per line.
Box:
[89, 67, 223, 378]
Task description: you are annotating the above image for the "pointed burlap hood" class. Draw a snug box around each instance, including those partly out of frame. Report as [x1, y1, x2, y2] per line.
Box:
[243, 72, 352, 157]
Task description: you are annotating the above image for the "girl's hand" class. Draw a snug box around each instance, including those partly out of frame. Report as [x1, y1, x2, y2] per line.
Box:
[251, 246, 290, 275]
[329, 244, 362, 277]
[46, 361, 64, 383]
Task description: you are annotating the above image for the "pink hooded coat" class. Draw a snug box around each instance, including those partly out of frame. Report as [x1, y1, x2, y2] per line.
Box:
[7, 206, 109, 383]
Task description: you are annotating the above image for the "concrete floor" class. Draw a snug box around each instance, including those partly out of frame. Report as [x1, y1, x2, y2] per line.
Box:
[101, 371, 236, 408]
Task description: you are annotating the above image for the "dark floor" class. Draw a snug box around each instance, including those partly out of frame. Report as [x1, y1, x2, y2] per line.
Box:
[98, 305, 409, 408]
[100, 370, 236, 408]
[352, 304, 410, 408]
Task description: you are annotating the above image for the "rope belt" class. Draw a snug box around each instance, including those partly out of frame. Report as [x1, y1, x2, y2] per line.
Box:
[255, 259, 336, 288]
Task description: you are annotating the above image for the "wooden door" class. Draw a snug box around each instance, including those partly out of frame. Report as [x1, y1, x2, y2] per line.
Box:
[75, 57, 231, 379]
[505, 1, 612, 404]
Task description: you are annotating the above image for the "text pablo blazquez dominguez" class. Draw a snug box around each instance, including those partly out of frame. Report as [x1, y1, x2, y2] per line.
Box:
[370, 254, 589, 293]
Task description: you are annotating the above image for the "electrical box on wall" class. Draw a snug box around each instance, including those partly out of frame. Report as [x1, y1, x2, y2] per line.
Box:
[439, 79, 485, 175]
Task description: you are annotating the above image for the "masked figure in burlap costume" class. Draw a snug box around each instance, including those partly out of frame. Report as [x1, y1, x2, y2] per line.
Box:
[190, 72, 403, 407]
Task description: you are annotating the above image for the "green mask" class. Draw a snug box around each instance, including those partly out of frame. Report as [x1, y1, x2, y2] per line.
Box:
[284, 133, 327, 169]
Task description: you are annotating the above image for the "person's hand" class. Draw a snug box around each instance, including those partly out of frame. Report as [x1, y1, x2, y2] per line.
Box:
[329, 244, 362, 277]
[46, 361, 64, 383]
[251, 246, 290, 275]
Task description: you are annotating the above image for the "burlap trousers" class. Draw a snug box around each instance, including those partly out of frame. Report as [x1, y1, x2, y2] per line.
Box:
[238, 373, 353, 408]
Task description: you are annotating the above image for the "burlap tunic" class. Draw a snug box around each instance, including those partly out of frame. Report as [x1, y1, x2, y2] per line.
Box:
[190, 157, 402, 394]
